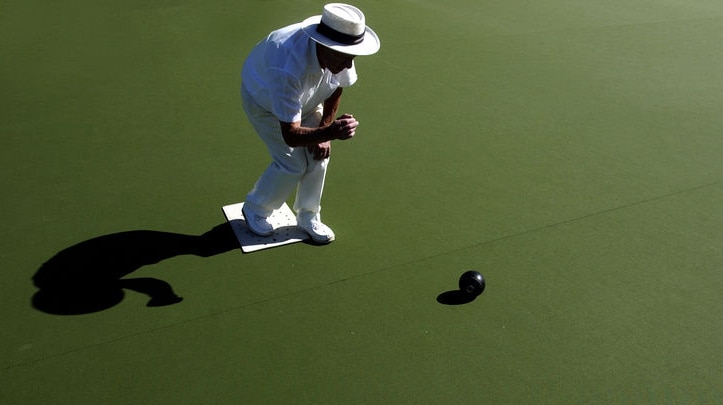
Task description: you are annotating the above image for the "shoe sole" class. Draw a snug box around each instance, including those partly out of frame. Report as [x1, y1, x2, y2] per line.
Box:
[310, 234, 334, 244]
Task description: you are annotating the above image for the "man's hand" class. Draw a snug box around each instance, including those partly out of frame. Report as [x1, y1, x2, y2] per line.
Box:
[330, 114, 358, 140]
[279, 113, 358, 148]
[308, 141, 332, 161]
[308, 114, 358, 160]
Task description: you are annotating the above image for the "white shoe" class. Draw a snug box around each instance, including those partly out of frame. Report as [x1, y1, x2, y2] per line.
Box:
[242, 205, 273, 237]
[297, 212, 335, 244]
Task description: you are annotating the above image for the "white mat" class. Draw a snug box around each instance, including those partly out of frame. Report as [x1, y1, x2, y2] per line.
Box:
[222, 202, 309, 253]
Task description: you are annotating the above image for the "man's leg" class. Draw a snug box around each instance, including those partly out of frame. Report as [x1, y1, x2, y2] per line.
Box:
[294, 108, 335, 244]
[241, 87, 307, 234]
[294, 107, 328, 215]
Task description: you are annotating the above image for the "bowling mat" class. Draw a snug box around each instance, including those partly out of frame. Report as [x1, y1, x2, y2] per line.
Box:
[222, 202, 309, 253]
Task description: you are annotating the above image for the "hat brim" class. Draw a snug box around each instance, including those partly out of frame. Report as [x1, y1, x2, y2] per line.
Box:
[301, 15, 380, 56]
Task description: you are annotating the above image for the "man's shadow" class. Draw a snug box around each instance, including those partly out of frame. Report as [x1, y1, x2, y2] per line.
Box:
[32, 223, 239, 315]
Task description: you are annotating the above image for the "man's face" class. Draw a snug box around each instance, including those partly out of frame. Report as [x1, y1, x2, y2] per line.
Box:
[318, 44, 355, 74]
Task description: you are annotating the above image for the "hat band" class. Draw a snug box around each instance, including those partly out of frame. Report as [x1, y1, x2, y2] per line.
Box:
[316, 21, 365, 45]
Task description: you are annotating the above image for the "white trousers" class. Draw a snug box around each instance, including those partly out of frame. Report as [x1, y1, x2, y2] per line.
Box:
[241, 85, 328, 218]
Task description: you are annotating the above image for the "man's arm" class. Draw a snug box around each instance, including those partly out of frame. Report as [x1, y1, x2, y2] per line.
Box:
[278, 88, 358, 148]
[320, 87, 343, 127]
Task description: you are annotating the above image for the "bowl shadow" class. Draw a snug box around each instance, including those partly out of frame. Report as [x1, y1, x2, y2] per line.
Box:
[436, 290, 478, 305]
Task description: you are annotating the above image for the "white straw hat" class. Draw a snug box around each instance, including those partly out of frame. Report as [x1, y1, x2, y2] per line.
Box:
[301, 3, 380, 56]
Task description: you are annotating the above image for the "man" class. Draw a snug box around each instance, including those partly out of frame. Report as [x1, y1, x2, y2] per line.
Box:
[240, 3, 380, 244]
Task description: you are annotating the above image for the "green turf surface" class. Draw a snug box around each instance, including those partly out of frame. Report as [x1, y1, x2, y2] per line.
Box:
[2, 0, 723, 403]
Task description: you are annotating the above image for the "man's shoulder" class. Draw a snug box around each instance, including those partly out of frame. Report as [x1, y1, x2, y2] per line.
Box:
[259, 23, 315, 77]
[267, 22, 308, 48]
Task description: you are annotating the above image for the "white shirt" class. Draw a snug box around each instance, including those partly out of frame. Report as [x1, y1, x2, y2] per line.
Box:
[241, 23, 358, 123]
